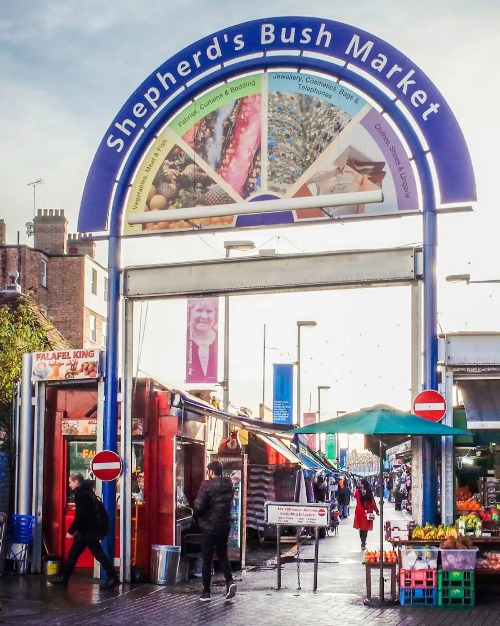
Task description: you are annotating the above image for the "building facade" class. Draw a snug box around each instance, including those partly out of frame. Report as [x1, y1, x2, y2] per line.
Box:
[0, 210, 107, 348]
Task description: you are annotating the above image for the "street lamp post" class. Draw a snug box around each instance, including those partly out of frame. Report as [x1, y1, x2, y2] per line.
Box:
[317, 385, 330, 454]
[296, 321, 317, 426]
[222, 241, 255, 433]
[446, 274, 500, 285]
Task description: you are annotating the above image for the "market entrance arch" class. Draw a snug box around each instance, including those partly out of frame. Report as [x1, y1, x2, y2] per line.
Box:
[77, 16, 476, 580]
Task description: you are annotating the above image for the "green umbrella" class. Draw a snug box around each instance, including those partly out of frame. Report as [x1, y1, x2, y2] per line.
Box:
[288, 404, 469, 437]
[288, 404, 470, 605]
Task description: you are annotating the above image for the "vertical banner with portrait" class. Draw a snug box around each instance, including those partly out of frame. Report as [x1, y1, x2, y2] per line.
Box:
[272, 363, 294, 425]
[186, 297, 219, 383]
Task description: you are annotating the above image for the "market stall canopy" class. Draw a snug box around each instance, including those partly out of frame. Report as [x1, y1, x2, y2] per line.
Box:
[457, 380, 500, 429]
[288, 404, 470, 438]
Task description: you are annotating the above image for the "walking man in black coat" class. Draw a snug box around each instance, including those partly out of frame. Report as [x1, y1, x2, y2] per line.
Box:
[50, 472, 119, 589]
[194, 461, 237, 602]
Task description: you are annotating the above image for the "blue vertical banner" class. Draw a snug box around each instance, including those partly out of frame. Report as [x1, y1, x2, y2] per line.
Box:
[339, 448, 348, 469]
[273, 364, 294, 425]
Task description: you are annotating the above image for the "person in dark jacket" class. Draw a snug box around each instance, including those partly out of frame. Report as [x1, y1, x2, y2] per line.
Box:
[337, 479, 352, 519]
[193, 461, 237, 602]
[50, 473, 119, 589]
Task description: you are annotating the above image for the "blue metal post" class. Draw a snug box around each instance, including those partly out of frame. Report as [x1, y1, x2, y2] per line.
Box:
[421, 166, 439, 525]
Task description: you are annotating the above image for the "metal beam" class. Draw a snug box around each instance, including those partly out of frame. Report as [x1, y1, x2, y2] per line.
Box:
[124, 247, 422, 300]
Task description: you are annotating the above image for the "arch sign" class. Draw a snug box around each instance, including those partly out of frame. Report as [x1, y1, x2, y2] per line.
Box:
[78, 16, 475, 235]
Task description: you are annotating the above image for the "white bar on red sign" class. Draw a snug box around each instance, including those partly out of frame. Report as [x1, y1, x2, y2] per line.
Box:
[93, 462, 121, 470]
[414, 402, 445, 411]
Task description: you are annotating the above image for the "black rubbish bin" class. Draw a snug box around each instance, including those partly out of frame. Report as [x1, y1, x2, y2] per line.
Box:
[394, 493, 403, 511]
[150, 545, 181, 585]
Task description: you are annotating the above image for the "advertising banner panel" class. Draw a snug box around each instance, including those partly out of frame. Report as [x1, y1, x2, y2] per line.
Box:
[272, 364, 294, 425]
[325, 434, 336, 461]
[124, 71, 419, 235]
[303, 412, 318, 451]
[186, 297, 219, 383]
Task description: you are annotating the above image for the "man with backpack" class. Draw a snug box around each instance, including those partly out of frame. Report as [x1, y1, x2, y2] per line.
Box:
[50, 472, 119, 589]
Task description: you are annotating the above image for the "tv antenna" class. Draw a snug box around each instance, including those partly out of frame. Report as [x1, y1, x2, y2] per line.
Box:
[27, 178, 44, 218]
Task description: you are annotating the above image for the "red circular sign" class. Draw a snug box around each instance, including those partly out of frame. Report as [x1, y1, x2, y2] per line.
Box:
[91, 450, 122, 481]
[318, 508, 326, 517]
[413, 390, 447, 422]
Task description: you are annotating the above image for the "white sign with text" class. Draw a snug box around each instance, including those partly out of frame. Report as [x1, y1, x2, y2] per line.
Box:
[265, 502, 330, 527]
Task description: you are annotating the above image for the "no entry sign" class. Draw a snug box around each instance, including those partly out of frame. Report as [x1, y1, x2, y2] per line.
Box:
[413, 390, 447, 422]
[91, 450, 122, 481]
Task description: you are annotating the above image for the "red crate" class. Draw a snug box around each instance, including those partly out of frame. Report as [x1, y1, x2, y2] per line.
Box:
[400, 568, 437, 588]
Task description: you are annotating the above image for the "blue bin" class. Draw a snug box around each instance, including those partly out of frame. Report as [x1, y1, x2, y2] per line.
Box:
[10, 514, 35, 545]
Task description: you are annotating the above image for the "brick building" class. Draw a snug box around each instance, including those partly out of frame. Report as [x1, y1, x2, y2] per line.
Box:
[0, 210, 108, 348]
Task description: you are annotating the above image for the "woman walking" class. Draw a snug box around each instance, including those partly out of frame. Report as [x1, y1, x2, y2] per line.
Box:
[353, 478, 379, 550]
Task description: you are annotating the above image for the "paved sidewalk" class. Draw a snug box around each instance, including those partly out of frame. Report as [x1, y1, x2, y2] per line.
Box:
[2, 502, 500, 624]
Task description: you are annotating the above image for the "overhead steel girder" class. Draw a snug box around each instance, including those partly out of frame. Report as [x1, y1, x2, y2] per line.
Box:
[123, 246, 423, 300]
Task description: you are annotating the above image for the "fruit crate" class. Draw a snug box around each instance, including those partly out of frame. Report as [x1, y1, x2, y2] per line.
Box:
[437, 570, 475, 589]
[400, 546, 438, 570]
[437, 587, 475, 607]
[440, 548, 478, 570]
[399, 587, 437, 606]
[400, 569, 437, 588]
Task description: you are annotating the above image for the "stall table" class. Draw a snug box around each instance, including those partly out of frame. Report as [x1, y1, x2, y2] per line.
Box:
[364, 561, 398, 601]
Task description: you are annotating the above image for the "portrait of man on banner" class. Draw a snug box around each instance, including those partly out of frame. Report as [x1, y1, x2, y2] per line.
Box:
[186, 297, 219, 383]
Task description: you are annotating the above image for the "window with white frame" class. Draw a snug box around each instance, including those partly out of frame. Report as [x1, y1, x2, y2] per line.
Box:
[90, 315, 97, 343]
[41, 259, 48, 288]
[102, 321, 107, 348]
[91, 268, 98, 295]
[103, 277, 108, 302]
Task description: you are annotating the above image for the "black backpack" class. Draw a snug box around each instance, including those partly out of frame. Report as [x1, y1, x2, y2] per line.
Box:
[94, 495, 110, 539]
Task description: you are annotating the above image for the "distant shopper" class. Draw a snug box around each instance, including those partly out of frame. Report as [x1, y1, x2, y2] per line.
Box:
[194, 461, 237, 602]
[50, 473, 119, 589]
[337, 479, 352, 519]
[353, 478, 379, 550]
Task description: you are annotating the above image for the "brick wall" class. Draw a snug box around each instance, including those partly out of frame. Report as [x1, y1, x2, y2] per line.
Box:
[48, 256, 85, 346]
[0, 220, 5, 246]
[67, 234, 96, 259]
[34, 209, 67, 255]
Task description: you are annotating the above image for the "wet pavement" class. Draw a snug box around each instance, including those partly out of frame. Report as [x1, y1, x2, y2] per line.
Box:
[2, 502, 500, 624]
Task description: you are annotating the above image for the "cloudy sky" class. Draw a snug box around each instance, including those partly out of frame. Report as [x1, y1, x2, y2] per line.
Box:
[1, 1, 500, 420]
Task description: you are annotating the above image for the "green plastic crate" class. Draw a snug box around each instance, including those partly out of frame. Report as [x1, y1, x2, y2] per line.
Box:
[438, 587, 475, 606]
[438, 570, 475, 588]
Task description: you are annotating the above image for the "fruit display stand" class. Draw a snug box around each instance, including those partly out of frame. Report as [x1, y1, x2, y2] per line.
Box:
[363, 551, 399, 602]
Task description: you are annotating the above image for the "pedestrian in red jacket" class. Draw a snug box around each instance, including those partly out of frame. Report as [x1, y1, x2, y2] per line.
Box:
[353, 478, 379, 550]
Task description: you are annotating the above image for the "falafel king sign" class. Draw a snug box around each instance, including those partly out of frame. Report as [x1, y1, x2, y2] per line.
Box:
[78, 16, 475, 237]
[31, 349, 101, 381]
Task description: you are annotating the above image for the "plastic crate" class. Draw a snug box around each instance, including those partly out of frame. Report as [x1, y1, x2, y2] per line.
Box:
[440, 548, 478, 571]
[438, 570, 475, 588]
[400, 546, 438, 570]
[438, 587, 475, 606]
[399, 587, 437, 606]
[400, 569, 437, 588]
[9, 514, 35, 545]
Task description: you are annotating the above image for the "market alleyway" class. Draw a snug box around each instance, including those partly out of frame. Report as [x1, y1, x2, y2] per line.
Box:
[1, 502, 500, 625]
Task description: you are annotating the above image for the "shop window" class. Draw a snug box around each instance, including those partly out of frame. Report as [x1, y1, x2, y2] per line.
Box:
[67, 441, 96, 503]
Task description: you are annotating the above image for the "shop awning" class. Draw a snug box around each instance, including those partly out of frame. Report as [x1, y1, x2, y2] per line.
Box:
[254, 433, 302, 464]
[457, 379, 500, 429]
[170, 389, 293, 434]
